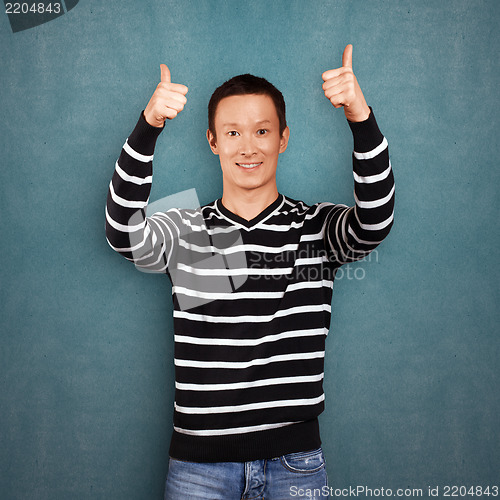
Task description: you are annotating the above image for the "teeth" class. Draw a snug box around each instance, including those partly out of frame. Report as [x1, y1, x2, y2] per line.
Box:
[238, 163, 261, 168]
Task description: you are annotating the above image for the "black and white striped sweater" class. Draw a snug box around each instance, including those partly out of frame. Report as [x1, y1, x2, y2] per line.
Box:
[105, 108, 394, 462]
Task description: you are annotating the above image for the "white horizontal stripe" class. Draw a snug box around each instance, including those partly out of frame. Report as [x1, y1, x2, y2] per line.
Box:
[300, 231, 323, 242]
[177, 239, 222, 254]
[175, 327, 328, 347]
[347, 226, 384, 246]
[105, 225, 152, 253]
[105, 207, 146, 233]
[177, 240, 299, 255]
[176, 263, 293, 276]
[174, 350, 325, 369]
[355, 184, 395, 209]
[232, 242, 298, 254]
[172, 286, 285, 300]
[284, 201, 331, 218]
[177, 237, 331, 254]
[183, 209, 205, 218]
[174, 420, 299, 437]
[198, 218, 255, 236]
[259, 221, 305, 232]
[353, 161, 392, 184]
[287, 279, 333, 290]
[109, 181, 148, 209]
[206, 225, 242, 235]
[106, 237, 138, 255]
[115, 161, 152, 185]
[171, 279, 333, 300]
[283, 198, 308, 209]
[355, 210, 394, 231]
[175, 394, 324, 415]
[123, 139, 154, 163]
[204, 211, 226, 224]
[175, 373, 324, 392]
[174, 304, 330, 323]
[353, 137, 388, 160]
[304, 202, 337, 219]
[295, 256, 328, 266]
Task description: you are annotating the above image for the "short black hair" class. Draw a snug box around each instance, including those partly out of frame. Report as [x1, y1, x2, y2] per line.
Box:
[208, 74, 287, 138]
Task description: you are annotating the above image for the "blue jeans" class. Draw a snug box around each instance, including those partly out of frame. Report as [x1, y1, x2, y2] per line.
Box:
[164, 447, 329, 499]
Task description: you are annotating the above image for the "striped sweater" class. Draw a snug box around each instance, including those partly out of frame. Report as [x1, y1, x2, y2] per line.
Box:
[105, 108, 394, 462]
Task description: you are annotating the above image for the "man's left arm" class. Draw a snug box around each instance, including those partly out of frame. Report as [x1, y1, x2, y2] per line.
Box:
[322, 45, 395, 263]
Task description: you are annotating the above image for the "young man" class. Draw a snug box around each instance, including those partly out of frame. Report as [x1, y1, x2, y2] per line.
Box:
[105, 45, 394, 499]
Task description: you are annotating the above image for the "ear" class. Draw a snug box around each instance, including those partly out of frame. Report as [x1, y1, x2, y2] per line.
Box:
[207, 129, 219, 154]
[279, 126, 290, 154]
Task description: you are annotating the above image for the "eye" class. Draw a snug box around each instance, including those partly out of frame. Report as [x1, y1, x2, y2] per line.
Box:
[257, 129, 268, 135]
[228, 131, 239, 137]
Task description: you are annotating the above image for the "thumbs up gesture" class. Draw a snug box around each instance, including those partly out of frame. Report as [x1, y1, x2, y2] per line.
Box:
[144, 64, 189, 127]
[321, 44, 370, 122]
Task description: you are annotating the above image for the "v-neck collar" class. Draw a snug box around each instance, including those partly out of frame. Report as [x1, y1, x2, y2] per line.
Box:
[216, 193, 284, 229]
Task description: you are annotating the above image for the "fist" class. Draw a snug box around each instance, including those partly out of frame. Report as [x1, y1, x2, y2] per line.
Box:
[144, 64, 188, 128]
[321, 44, 370, 122]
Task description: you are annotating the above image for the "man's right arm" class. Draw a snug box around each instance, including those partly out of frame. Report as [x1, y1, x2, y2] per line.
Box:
[105, 65, 188, 273]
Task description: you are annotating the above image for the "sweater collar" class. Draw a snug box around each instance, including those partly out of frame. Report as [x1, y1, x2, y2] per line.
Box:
[216, 193, 284, 229]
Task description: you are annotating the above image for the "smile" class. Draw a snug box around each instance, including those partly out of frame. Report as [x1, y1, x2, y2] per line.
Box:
[236, 162, 262, 169]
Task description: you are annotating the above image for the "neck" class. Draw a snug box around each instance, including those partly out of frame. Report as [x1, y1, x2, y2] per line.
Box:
[221, 185, 279, 221]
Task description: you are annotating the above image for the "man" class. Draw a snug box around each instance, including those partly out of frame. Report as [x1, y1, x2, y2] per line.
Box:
[105, 44, 394, 499]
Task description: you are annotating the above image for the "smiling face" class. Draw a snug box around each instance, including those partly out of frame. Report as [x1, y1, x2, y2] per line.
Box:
[207, 94, 289, 198]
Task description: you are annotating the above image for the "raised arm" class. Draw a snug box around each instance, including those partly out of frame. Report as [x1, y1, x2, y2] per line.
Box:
[321, 45, 395, 264]
[105, 65, 189, 273]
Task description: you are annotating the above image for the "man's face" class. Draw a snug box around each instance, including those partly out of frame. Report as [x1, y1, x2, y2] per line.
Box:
[207, 94, 289, 194]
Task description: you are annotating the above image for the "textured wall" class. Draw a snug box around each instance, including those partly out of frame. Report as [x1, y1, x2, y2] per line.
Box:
[1, 1, 498, 498]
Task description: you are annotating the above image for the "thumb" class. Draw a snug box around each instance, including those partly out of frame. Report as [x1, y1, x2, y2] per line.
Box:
[160, 64, 171, 83]
[342, 44, 353, 68]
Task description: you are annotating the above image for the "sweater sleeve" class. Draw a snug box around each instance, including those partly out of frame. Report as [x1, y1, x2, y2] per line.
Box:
[324, 108, 395, 264]
[105, 111, 181, 273]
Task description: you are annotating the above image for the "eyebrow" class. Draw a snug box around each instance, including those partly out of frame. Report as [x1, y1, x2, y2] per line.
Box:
[222, 120, 272, 127]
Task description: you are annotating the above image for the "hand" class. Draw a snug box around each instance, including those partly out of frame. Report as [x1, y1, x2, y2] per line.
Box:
[321, 44, 370, 122]
[144, 64, 188, 127]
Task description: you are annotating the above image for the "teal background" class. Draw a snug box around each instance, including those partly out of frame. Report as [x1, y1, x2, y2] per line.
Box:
[1, 1, 499, 498]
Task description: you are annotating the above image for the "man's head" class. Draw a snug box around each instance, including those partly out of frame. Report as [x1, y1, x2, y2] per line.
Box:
[206, 75, 290, 197]
[208, 74, 287, 140]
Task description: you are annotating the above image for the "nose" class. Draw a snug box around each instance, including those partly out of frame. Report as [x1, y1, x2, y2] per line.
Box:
[238, 136, 257, 156]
